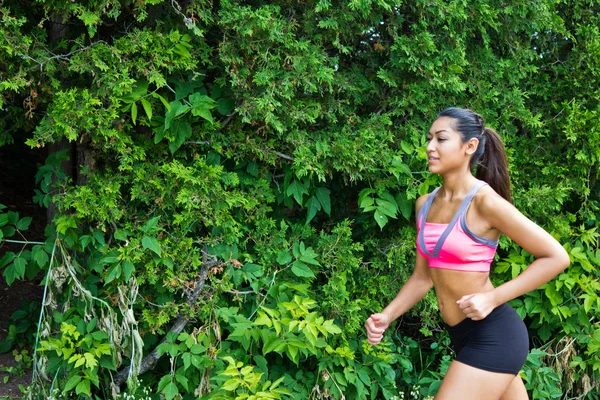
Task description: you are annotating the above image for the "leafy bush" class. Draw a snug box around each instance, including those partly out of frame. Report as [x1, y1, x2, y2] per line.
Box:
[1, 0, 599, 398]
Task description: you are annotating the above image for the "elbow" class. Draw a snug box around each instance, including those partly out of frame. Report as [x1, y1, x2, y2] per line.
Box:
[556, 247, 570, 272]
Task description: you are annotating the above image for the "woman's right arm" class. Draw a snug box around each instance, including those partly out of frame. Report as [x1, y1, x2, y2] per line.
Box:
[365, 253, 433, 345]
[365, 195, 434, 345]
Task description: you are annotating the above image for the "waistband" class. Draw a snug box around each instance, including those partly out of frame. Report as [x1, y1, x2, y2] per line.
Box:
[445, 303, 511, 332]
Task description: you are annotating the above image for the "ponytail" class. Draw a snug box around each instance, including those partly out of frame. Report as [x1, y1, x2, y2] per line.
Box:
[437, 107, 512, 202]
[476, 128, 511, 202]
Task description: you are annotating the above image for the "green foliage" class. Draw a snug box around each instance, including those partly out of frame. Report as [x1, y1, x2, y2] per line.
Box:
[1, 0, 600, 398]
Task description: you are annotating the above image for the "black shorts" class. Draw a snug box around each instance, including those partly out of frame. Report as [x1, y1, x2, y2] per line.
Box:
[445, 303, 529, 375]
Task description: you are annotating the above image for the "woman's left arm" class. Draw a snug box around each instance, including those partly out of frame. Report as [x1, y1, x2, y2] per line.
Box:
[457, 192, 570, 320]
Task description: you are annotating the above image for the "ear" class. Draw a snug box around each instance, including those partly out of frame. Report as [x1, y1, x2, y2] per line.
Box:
[465, 138, 479, 156]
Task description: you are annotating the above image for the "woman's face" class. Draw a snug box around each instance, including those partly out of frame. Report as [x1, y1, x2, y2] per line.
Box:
[426, 117, 474, 174]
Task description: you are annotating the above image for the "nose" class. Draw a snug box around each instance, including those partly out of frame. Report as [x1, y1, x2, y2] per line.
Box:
[426, 138, 435, 153]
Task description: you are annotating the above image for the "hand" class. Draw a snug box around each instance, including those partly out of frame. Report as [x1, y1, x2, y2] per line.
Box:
[456, 292, 497, 320]
[365, 313, 391, 345]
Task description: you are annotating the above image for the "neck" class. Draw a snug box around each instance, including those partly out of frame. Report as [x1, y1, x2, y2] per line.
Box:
[440, 171, 478, 200]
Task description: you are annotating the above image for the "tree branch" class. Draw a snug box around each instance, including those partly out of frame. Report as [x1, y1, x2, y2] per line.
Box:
[113, 250, 218, 389]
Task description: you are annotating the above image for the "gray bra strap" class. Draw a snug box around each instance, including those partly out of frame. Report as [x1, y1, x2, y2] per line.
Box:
[419, 181, 487, 258]
[417, 187, 441, 257]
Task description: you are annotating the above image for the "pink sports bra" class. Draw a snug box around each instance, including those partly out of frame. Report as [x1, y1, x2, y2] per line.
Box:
[416, 180, 498, 272]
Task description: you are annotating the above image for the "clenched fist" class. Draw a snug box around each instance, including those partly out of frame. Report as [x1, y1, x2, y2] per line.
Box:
[365, 313, 391, 345]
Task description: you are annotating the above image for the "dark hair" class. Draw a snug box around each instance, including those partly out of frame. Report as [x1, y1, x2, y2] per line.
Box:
[437, 107, 511, 202]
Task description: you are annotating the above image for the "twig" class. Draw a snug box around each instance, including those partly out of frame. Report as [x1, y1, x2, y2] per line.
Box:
[275, 152, 294, 161]
[24, 41, 106, 72]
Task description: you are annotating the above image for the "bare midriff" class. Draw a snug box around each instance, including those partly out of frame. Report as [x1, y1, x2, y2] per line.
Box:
[430, 268, 495, 326]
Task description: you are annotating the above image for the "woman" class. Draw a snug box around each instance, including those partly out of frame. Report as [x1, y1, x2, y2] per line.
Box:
[364, 108, 570, 399]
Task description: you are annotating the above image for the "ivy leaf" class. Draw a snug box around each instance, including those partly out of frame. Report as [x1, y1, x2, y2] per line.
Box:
[287, 180, 308, 205]
[291, 260, 315, 278]
[189, 93, 216, 123]
[142, 236, 161, 256]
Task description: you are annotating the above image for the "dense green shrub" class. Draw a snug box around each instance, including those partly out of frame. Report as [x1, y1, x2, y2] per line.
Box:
[1, 0, 599, 398]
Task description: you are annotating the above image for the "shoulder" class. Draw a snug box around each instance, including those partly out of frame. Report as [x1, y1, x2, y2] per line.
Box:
[415, 193, 430, 215]
[472, 184, 522, 228]
[474, 184, 511, 212]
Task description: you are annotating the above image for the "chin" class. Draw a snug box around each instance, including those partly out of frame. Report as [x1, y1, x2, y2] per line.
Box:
[428, 165, 441, 174]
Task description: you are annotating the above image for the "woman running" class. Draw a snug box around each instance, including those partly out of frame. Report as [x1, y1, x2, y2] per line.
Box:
[364, 107, 570, 399]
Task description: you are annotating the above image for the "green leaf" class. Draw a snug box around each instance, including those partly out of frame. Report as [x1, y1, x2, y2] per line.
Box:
[169, 120, 192, 154]
[16, 217, 32, 231]
[254, 312, 272, 327]
[152, 92, 171, 110]
[374, 209, 388, 229]
[83, 352, 98, 370]
[263, 336, 286, 354]
[175, 374, 189, 391]
[12, 256, 27, 279]
[315, 187, 331, 215]
[163, 382, 179, 400]
[305, 196, 321, 224]
[131, 102, 138, 125]
[358, 188, 375, 208]
[396, 192, 413, 221]
[189, 93, 216, 122]
[287, 180, 309, 205]
[7, 211, 18, 225]
[0, 252, 15, 268]
[164, 100, 190, 130]
[75, 379, 91, 396]
[142, 236, 161, 256]
[246, 161, 258, 177]
[64, 375, 82, 391]
[2, 226, 15, 238]
[276, 251, 292, 265]
[122, 261, 135, 281]
[375, 199, 398, 218]
[104, 264, 122, 284]
[140, 98, 153, 120]
[114, 229, 129, 241]
[242, 263, 263, 280]
[291, 260, 315, 278]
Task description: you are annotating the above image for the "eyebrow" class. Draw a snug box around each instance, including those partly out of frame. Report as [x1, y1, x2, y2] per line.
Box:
[428, 129, 449, 135]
